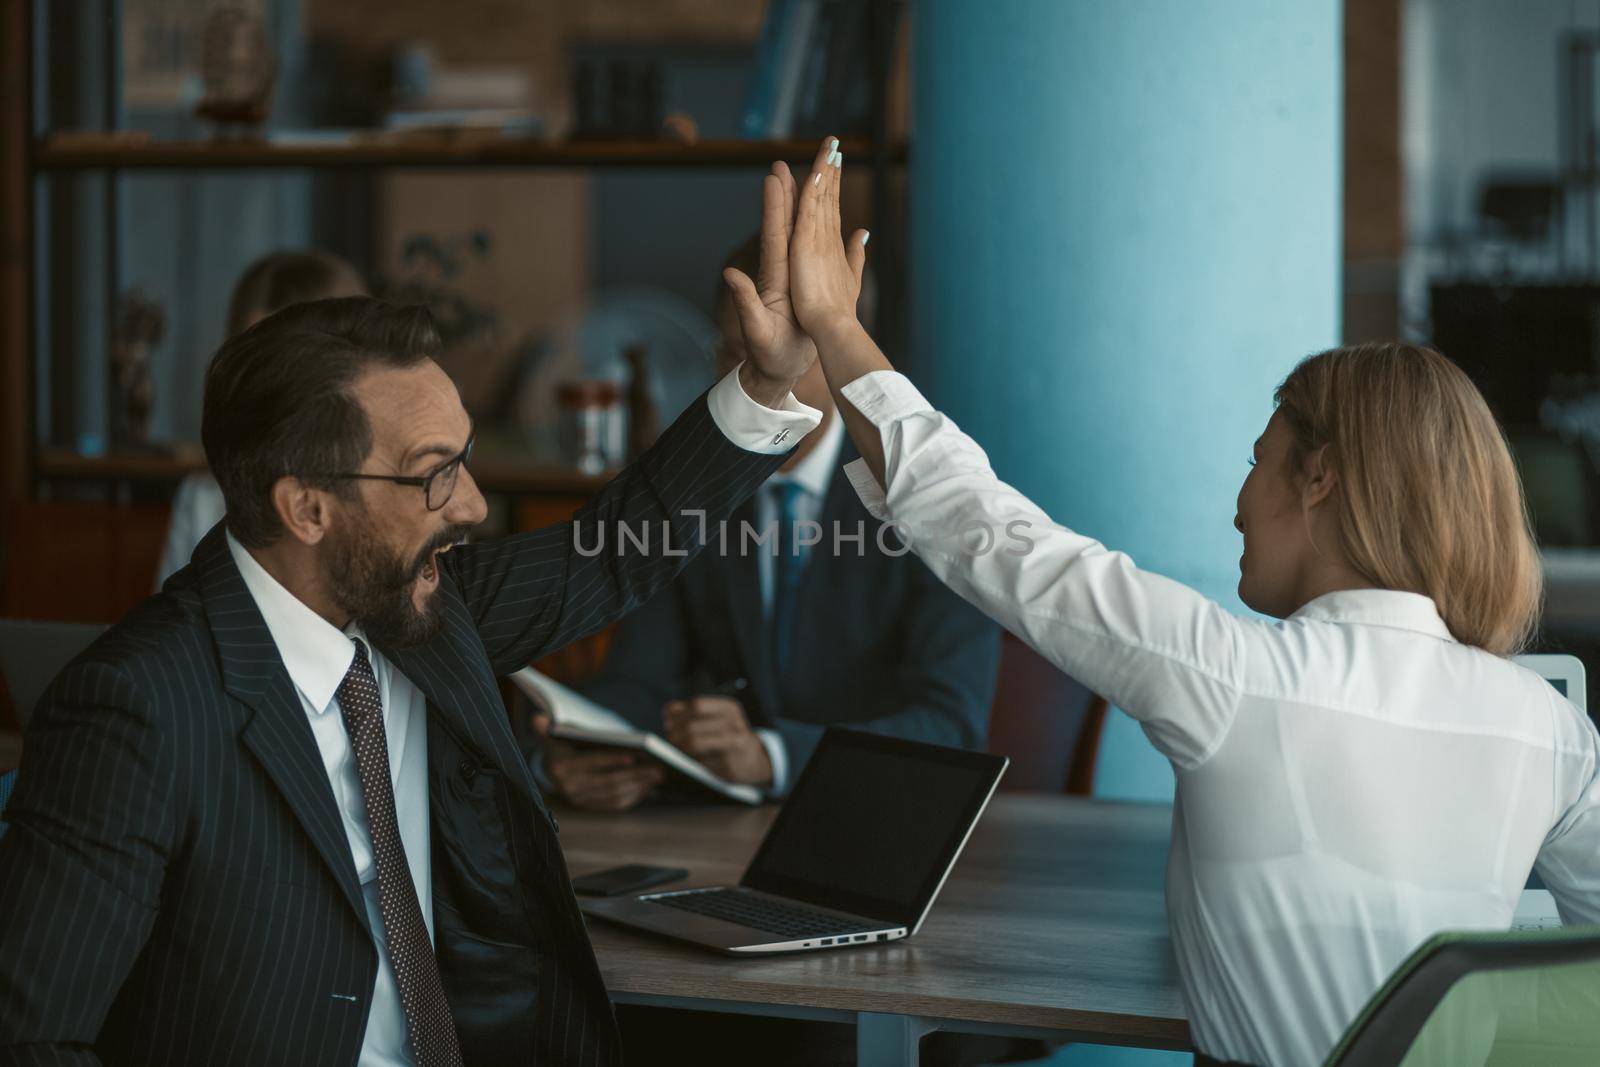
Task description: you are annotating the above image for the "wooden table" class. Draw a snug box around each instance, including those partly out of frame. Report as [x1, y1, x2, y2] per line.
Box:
[559, 794, 1190, 1065]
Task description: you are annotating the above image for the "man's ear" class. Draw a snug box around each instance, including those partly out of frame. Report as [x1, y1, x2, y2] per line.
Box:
[270, 476, 335, 546]
[1301, 445, 1339, 510]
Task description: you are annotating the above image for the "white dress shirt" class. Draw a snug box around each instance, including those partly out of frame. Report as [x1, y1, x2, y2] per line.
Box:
[157, 473, 226, 588]
[838, 370, 1600, 1067]
[750, 411, 846, 792]
[225, 366, 815, 1065]
[227, 532, 430, 1067]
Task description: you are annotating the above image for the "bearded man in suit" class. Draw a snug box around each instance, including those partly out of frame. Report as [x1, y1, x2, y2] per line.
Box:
[0, 259, 823, 1063]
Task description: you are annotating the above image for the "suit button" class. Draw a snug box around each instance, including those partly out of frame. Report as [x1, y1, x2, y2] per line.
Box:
[459, 759, 477, 782]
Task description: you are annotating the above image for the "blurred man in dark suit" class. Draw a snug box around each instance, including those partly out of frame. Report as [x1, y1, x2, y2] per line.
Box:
[0, 281, 823, 1064]
[540, 233, 1000, 813]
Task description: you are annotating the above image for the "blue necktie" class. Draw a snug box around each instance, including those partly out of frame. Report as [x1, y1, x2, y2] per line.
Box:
[770, 481, 807, 679]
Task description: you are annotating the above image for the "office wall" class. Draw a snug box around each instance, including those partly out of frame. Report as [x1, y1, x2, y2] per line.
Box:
[911, 0, 1341, 817]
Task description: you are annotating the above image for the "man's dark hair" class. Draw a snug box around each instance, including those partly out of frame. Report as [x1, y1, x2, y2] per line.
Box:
[201, 296, 441, 548]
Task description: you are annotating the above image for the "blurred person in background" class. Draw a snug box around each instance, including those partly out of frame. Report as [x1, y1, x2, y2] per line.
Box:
[537, 233, 1000, 814]
[156, 249, 368, 586]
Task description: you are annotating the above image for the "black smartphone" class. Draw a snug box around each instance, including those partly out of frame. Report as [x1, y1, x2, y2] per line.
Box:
[570, 864, 689, 897]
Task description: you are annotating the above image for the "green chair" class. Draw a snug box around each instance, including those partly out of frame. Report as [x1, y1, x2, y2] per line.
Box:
[1324, 926, 1600, 1066]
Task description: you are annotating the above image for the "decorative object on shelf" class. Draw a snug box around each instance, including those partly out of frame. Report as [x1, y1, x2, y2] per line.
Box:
[195, 7, 275, 132]
[661, 112, 699, 143]
[109, 290, 165, 451]
[556, 381, 625, 475]
[383, 43, 543, 137]
[379, 230, 500, 350]
[573, 58, 666, 139]
[624, 345, 660, 460]
[376, 229, 513, 420]
[513, 289, 718, 465]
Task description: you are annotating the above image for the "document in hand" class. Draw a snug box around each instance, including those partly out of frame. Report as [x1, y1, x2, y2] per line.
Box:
[510, 668, 764, 805]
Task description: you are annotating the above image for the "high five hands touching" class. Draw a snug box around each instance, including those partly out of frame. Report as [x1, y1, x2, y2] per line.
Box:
[724, 137, 872, 396]
[786, 137, 870, 342]
[727, 136, 893, 483]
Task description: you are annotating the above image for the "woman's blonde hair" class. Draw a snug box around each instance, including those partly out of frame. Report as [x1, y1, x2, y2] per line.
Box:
[226, 249, 367, 337]
[1274, 342, 1542, 655]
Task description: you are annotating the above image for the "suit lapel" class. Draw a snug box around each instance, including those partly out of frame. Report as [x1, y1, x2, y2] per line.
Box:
[196, 526, 367, 926]
[379, 588, 542, 813]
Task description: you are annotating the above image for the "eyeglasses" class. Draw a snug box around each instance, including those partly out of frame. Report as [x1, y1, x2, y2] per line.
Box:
[329, 433, 475, 511]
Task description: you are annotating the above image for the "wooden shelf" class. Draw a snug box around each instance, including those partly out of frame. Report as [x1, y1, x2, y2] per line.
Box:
[33, 136, 905, 171]
[35, 447, 610, 496]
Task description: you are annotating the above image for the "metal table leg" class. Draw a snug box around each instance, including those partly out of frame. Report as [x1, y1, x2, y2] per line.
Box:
[856, 1012, 940, 1067]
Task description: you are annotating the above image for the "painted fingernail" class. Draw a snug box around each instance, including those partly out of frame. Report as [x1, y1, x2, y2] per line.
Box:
[829, 137, 839, 153]
[834, 151, 843, 169]
[861, 231, 870, 246]
[826, 148, 839, 166]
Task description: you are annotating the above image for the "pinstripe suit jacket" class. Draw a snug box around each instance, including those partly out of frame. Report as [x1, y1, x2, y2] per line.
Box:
[0, 395, 785, 1066]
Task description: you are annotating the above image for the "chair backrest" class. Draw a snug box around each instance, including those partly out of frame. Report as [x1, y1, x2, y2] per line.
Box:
[0, 499, 170, 625]
[986, 631, 1109, 795]
[0, 619, 107, 728]
[0, 767, 14, 838]
[1323, 926, 1600, 1067]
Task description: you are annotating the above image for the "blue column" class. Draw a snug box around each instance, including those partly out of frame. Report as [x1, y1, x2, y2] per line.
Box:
[911, 0, 1342, 807]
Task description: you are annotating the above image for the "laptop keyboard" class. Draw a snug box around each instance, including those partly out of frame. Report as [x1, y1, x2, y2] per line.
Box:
[647, 888, 879, 940]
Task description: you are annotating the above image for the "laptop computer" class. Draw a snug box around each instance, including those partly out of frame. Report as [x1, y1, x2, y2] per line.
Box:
[1514, 655, 1587, 930]
[579, 728, 1008, 955]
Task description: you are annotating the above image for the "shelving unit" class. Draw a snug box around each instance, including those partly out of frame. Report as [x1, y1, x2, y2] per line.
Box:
[1, 2, 906, 510]
[34, 136, 900, 171]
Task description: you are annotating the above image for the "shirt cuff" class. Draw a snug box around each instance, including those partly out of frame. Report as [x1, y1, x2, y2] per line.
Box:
[755, 728, 789, 796]
[839, 371, 936, 521]
[707, 363, 824, 455]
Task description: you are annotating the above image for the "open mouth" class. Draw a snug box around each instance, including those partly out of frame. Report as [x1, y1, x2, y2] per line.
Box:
[418, 541, 457, 584]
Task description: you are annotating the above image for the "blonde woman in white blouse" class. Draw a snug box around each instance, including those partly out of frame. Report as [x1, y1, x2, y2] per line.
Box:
[721, 139, 1600, 1067]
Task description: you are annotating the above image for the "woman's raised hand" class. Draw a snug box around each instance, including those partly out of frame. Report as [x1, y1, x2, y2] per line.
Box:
[788, 136, 870, 339]
[721, 159, 816, 390]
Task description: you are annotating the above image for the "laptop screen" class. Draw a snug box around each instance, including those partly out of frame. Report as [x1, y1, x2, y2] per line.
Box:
[740, 729, 1007, 927]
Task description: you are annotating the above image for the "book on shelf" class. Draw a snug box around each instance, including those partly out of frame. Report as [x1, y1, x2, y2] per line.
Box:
[741, 0, 796, 137]
[510, 668, 764, 805]
[742, 0, 895, 140]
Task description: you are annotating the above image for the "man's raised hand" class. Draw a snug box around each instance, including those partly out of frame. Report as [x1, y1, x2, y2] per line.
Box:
[723, 157, 819, 398]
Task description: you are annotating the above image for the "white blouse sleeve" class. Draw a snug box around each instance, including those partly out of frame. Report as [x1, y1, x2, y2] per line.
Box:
[1535, 718, 1600, 926]
[839, 370, 1251, 769]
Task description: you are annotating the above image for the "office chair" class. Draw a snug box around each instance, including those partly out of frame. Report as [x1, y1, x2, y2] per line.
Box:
[986, 631, 1109, 795]
[1323, 925, 1600, 1066]
[0, 618, 106, 729]
[0, 619, 106, 841]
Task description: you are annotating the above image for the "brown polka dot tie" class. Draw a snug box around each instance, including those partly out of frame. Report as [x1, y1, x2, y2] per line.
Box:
[338, 640, 464, 1067]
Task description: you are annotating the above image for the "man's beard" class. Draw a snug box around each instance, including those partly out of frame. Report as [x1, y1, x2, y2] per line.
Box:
[325, 505, 469, 649]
